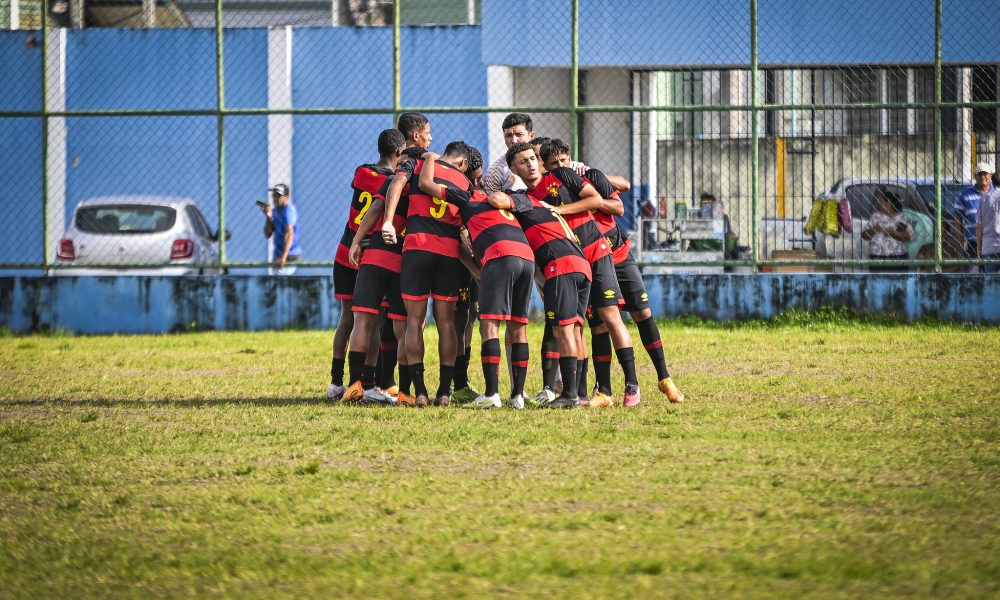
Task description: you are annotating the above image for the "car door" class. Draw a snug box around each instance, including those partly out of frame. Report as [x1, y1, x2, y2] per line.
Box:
[185, 205, 219, 269]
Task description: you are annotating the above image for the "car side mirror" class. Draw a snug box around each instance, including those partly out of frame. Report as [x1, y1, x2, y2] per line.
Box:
[212, 229, 232, 242]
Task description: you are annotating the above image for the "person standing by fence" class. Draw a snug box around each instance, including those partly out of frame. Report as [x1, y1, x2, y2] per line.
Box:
[261, 183, 302, 276]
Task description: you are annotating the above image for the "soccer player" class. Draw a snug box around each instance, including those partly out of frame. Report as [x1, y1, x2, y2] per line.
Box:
[382, 141, 473, 407]
[488, 143, 592, 408]
[418, 147, 536, 409]
[396, 112, 432, 151]
[327, 129, 405, 402]
[450, 152, 485, 406]
[338, 143, 419, 405]
[540, 140, 685, 404]
[531, 139, 642, 407]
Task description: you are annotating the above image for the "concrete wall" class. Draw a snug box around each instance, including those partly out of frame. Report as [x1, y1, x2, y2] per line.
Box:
[2, 274, 997, 334]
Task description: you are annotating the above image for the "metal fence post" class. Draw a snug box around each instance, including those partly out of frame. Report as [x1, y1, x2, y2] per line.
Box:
[41, 0, 49, 275]
[570, 0, 579, 158]
[933, 0, 943, 273]
[393, 0, 401, 125]
[750, 0, 759, 271]
[215, 0, 227, 269]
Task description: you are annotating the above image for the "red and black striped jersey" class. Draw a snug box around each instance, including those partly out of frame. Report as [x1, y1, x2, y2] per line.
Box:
[509, 191, 591, 281]
[401, 158, 469, 258]
[335, 164, 394, 268]
[359, 169, 410, 273]
[526, 168, 612, 264]
[438, 185, 534, 267]
[584, 167, 632, 264]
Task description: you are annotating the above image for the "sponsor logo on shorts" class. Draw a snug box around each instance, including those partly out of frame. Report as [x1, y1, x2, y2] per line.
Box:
[641, 292, 648, 303]
[604, 289, 616, 299]
[546, 310, 555, 320]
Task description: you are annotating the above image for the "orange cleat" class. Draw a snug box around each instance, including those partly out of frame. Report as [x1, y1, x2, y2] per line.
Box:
[658, 377, 685, 403]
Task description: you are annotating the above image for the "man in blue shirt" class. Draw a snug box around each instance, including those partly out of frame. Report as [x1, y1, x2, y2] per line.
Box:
[954, 163, 995, 272]
[261, 183, 302, 275]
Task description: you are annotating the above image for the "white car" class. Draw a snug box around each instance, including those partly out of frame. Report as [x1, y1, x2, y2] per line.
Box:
[813, 177, 969, 271]
[53, 196, 229, 275]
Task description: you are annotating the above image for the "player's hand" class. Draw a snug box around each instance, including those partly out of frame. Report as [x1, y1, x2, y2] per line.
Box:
[573, 163, 589, 176]
[349, 242, 363, 267]
[381, 221, 397, 245]
[422, 151, 439, 161]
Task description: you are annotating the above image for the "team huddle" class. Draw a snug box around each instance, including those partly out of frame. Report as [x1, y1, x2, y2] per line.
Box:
[325, 112, 685, 409]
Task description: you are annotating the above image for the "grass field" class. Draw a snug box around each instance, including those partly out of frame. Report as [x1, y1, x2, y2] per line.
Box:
[2, 316, 999, 598]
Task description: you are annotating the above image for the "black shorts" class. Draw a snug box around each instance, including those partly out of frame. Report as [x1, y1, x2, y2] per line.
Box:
[333, 261, 358, 301]
[400, 250, 463, 302]
[456, 269, 479, 311]
[478, 256, 534, 324]
[587, 254, 624, 309]
[615, 255, 650, 313]
[543, 272, 590, 326]
[352, 264, 406, 321]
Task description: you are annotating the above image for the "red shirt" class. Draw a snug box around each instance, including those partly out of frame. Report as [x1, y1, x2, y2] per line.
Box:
[335, 164, 393, 268]
[509, 192, 591, 281]
[402, 159, 469, 258]
[526, 168, 612, 264]
[440, 185, 534, 267]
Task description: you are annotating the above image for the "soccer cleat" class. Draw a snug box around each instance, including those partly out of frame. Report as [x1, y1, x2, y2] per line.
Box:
[434, 394, 451, 407]
[396, 392, 417, 407]
[589, 390, 614, 408]
[461, 393, 502, 409]
[363, 387, 395, 406]
[451, 386, 480, 405]
[342, 381, 365, 404]
[577, 393, 590, 407]
[384, 385, 400, 401]
[326, 383, 346, 402]
[415, 394, 429, 408]
[623, 383, 641, 408]
[508, 394, 525, 410]
[658, 377, 685, 403]
[526, 387, 557, 408]
[545, 395, 579, 409]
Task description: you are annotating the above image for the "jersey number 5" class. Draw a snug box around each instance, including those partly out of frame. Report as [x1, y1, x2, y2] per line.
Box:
[429, 196, 447, 219]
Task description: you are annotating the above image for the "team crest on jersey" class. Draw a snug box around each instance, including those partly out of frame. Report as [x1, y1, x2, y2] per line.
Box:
[369, 169, 378, 176]
[604, 289, 616, 299]
[547, 182, 560, 198]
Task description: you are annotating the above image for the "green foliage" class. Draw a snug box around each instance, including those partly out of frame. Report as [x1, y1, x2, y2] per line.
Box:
[1, 324, 998, 598]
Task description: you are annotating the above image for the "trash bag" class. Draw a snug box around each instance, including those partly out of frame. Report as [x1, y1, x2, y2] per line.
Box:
[838, 198, 853, 233]
[804, 199, 825, 235]
[823, 199, 840, 237]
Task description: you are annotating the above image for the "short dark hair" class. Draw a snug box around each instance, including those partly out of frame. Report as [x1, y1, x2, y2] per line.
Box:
[396, 112, 429, 138]
[443, 140, 472, 164]
[531, 136, 551, 149]
[506, 142, 535, 166]
[466, 146, 483, 177]
[878, 188, 902, 212]
[700, 192, 717, 202]
[377, 129, 406, 156]
[502, 112, 533, 132]
[539, 138, 571, 163]
[402, 146, 426, 161]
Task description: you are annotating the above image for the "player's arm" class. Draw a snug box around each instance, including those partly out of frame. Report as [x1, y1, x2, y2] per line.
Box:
[417, 152, 444, 199]
[607, 174, 630, 193]
[380, 171, 408, 244]
[349, 197, 385, 267]
[597, 195, 625, 216]
[553, 182, 604, 215]
[458, 228, 482, 280]
[488, 190, 514, 210]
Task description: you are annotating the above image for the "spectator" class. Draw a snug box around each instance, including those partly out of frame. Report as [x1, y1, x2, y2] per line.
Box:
[260, 183, 302, 275]
[862, 189, 913, 273]
[975, 163, 1000, 274]
[954, 162, 996, 272]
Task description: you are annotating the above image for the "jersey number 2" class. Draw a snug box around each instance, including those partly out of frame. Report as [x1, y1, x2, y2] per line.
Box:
[354, 191, 373, 225]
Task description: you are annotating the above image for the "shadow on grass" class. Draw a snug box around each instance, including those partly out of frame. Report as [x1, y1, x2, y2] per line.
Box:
[2, 397, 355, 409]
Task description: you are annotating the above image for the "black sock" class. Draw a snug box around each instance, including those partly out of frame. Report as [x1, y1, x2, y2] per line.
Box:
[558, 356, 578, 399]
[511, 342, 529, 398]
[454, 351, 470, 390]
[330, 357, 345, 386]
[616, 347, 638, 386]
[436, 365, 455, 398]
[481, 338, 501, 396]
[361, 364, 377, 389]
[412, 362, 427, 396]
[542, 323, 559, 389]
[377, 339, 397, 388]
[592, 331, 613, 394]
[398, 363, 412, 395]
[348, 350, 366, 384]
[577, 358, 589, 398]
[636, 317, 670, 379]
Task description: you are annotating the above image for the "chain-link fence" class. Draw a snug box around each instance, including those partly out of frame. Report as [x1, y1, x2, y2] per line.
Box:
[1, 0, 998, 275]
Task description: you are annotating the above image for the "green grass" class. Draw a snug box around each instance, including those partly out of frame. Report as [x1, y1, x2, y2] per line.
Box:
[1, 320, 999, 598]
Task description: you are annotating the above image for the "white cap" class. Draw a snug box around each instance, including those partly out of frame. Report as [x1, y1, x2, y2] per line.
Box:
[975, 162, 995, 175]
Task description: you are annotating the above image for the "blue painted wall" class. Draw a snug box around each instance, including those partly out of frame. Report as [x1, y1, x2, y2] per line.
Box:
[2, 274, 998, 334]
[481, 0, 1000, 67]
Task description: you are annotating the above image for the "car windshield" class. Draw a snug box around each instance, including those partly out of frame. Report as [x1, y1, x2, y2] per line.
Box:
[915, 184, 964, 217]
[76, 205, 177, 234]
